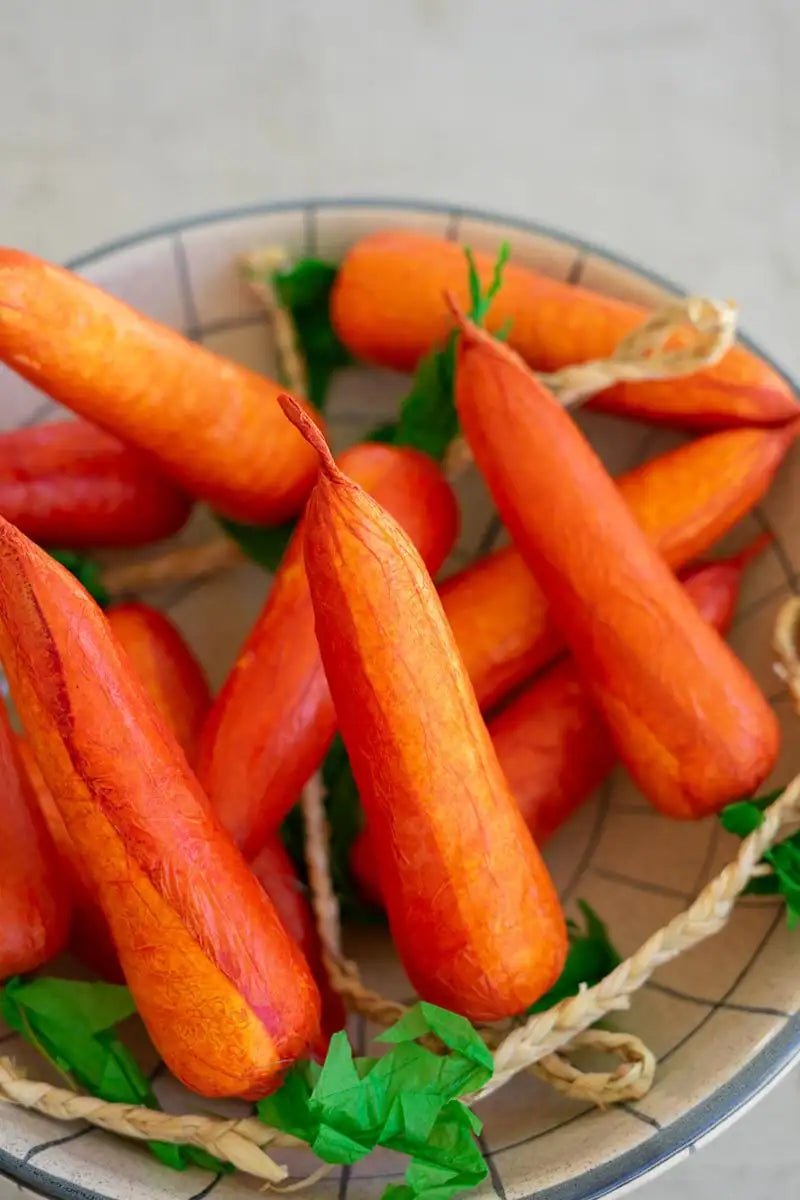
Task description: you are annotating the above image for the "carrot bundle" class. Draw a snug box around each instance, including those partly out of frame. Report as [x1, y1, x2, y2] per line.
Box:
[0, 702, 70, 978]
[279, 395, 566, 1021]
[197, 441, 459, 858]
[453, 315, 780, 819]
[0, 250, 321, 523]
[441, 422, 797, 712]
[0, 419, 193, 548]
[331, 231, 797, 428]
[0, 521, 320, 1098]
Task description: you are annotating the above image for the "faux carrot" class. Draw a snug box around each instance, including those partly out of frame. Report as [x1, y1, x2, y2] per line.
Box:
[487, 540, 769, 844]
[441, 421, 797, 712]
[0, 419, 192, 549]
[0, 702, 70, 978]
[279, 395, 566, 1021]
[249, 837, 346, 1051]
[454, 315, 780, 818]
[0, 249, 321, 523]
[106, 604, 212, 763]
[0, 520, 320, 1098]
[197, 441, 459, 857]
[331, 230, 797, 428]
[17, 739, 122, 983]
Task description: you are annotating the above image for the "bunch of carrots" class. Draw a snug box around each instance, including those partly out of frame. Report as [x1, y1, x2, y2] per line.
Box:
[0, 231, 796, 1108]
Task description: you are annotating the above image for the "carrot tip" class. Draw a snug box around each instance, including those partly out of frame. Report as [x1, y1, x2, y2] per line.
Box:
[278, 394, 336, 475]
[443, 290, 474, 336]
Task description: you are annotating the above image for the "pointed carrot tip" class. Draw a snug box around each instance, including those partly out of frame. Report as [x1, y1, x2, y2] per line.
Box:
[278, 394, 336, 475]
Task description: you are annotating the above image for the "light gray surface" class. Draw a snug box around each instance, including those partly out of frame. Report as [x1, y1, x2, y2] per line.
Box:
[1, 1, 797, 1196]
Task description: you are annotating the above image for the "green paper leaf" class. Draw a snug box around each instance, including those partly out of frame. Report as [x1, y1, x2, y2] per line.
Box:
[365, 421, 400, 444]
[259, 1005, 491, 1200]
[720, 789, 800, 926]
[47, 550, 110, 609]
[527, 901, 621, 1014]
[392, 243, 512, 461]
[3, 978, 226, 1175]
[215, 514, 296, 574]
[269, 258, 352, 412]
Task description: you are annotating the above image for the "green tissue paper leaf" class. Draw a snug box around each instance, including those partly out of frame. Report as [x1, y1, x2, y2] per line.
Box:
[270, 258, 352, 412]
[719, 789, 800, 927]
[258, 1004, 492, 1200]
[215, 514, 296, 574]
[1, 977, 229, 1176]
[527, 901, 621, 1014]
[47, 549, 110, 609]
[392, 243, 511, 461]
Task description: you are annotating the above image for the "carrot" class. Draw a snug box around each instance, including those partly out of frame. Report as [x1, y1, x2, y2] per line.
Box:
[106, 604, 212, 763]
[453, 315, 780, 818]
[0, 419, 193, 548]
[17, 738, 122, 982]
[0, 249, 321, 523]
[441, 422, 797, 712]
[249, 837, 346, 1053]
[0, 519, 320, 1098]
[350, 540, 768, 904]
[279, 394, 566, 1021]
[490, 540, 769, 844]
[197, 441, 459, 857]
[0, 702, 70, 978]
[331, 231, 797, 428]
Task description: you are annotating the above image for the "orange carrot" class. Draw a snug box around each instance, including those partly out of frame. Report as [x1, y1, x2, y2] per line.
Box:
[441, 422, 797, 712]
[17, 739, 122, 983]
[331, 231, 797, 428]
[0, 249, 321, 523]
[490, 541, 768, 844]
[106, 604, 212, 763]
[249, 837, 346, 1052]
[0, 519, 320, 1098]
[0, 703, 70, 978]
[197, 441, 459, 857]
[0, 419, 192, 548]
[279, 394, 566, 1021]
[453, 315, 779, 818]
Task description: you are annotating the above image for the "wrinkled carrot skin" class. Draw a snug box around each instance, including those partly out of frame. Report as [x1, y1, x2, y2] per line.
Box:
[249, 837, 346, 1054]
[350, 545, 764, 904]
[331, 231, 797, 428]
[442, 422, 797, 712]
[0, 419, 193, 548]
[198, 442, 459, 857]
[454, 321, 780, 818]
[0, 703, 70, 978]
[106, 604, 212, 763]
[280, 396, 566, 1021]
[0, 521, 320, 1098]
[0, 250, 321, 523]
[17, 739, 122, 983]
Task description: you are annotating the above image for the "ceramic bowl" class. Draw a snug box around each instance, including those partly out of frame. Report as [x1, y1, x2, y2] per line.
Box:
[1, 199, 799, 1200]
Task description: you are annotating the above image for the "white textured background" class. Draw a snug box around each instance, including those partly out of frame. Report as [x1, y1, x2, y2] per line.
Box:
[2, 1, 798, 1196]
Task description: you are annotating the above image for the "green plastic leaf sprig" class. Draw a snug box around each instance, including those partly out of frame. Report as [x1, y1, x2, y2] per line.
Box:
[258, 1002, 492, 1200]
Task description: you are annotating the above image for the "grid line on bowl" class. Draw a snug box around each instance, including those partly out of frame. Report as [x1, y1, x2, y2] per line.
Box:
[645, 979, 791, 1019]
[24, 1132, 93, 1168]
[172, 236, 201, 341]
[588, 868, 693, 904]
[477, 1132, 507, 1200]
[566, 254, 587, 286]
[559, 783, 611, 903]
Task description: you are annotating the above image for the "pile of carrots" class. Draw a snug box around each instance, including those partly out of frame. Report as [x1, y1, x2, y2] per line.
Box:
[0, 231, 795, 1099]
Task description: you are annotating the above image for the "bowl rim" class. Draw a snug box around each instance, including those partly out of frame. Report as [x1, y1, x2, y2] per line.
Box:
[1, 195, 798, 1200]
